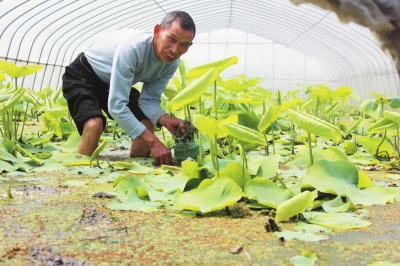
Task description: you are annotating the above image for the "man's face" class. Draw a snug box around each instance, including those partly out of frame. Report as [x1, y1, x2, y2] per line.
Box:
[153, 20, 194, 63]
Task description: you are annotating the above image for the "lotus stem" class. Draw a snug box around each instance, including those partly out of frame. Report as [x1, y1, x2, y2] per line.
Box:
[263, 130, 269, 156]
[186, 105, 191, 121]
[237, 144, 246, 189]
[19, 102, 30, 142]
[308, 131, 314, 165]
[291, 123, 295, 155]
[7, 180, 13, 199]
[395, 125, 400, 157]
[198, 131, 203, 167]
[271, 122, 276, 155]
[375, 130, 387, 158]
[214, 135, 220, 175]
[214, 80, 218, 119]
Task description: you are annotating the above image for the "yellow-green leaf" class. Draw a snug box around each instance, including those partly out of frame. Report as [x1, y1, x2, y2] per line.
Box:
[276, 191, 314, 223]
[170, 68, 218, 112]
[187, 56, 238, 80]
[0, 60, 42, 78]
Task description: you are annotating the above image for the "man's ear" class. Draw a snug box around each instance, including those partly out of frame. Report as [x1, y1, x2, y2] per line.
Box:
[154, 24, 161, 37]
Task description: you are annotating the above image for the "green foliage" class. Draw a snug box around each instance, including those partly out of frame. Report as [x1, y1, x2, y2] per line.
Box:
[2, 55, 400, 244]
[0, 60, 42, 78]
[275, 191, 314, 222]
[173, 177, 244, 213]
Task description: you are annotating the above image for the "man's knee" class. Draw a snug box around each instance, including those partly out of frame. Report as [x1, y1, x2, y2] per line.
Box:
[83, 117, 104, 134]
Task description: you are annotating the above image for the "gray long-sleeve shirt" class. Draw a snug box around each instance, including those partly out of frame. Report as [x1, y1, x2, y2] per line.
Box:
[84, 29, 179, 139]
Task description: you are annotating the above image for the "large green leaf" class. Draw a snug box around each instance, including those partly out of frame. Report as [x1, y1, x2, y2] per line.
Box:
[144, 173, 189, 193]
[217, 90, 251, 104]
[333, 86, 353, 99]
[247, 154, 281, 178]
[106, 188, 162, 211]
[302, 212, 371, 229]
[275, 230, 327, 242]
[360, 99, 380, 119]
[383, 110, 400, 124]
[170, 68, 218, 112]
[115, 175, 177, 202]
[388, 97, 400, 109]
[193, 114, 237, 138]
[321, 196, 354, 213]
[287, 109, 341, 143]
[302, 160, 358, 196]
[0, 88, 25, 113]
[349, 186, 399, 205]
[258, 105, 281, 132]
[0, 159, 18, 173]
[276, 191, 314, 222]
[172, 141, 199, 159]
[187, 56, 238, 79]
[218, 161, 251, 189]
[281, 98, 301, 112]
[367, 117, 397, 134]
[309, 85, 331, 101]
[244, 178, 292, 208]
[173, 177, 244, 213]
[178, 59, 189, 88]
[313, 146, 349, 164]
[346, 117, 364, 135]
[324, 101, 342, 115]
[219, 122, 266, 145]
[0, 61, 42, 78]
[301, 99, 316, 111]
[218, 74, 262, 93]
[356, 136, 394, 156]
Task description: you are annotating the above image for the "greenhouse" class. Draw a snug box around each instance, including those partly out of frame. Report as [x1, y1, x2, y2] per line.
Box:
[1, 0, 400, 265]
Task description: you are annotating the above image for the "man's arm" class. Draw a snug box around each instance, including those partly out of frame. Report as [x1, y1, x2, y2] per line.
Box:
[108, 42, 147, 139]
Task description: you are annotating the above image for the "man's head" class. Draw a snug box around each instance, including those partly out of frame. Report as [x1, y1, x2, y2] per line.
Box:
[153, 11, 195, 63]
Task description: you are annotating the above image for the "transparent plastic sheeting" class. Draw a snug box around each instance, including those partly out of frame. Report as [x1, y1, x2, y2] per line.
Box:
[1, 0, 399, 100]
[291, 0, 400, 76]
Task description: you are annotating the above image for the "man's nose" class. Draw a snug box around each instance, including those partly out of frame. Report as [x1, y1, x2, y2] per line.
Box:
[170, 43, 178, 54]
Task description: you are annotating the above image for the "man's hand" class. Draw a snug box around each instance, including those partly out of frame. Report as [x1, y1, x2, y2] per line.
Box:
[158, 115, 185, 135]
[138, 129, 172, 166]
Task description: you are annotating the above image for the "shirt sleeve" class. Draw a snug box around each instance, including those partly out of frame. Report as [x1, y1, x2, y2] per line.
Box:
[108, 42, 146, 139]
[139, 67, 176, 127]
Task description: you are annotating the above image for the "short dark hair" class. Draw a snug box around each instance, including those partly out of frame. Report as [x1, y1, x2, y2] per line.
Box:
[161, 11, 196, 38]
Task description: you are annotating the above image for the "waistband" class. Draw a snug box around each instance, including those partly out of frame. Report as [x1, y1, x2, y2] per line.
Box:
[78, 53, 108, 85]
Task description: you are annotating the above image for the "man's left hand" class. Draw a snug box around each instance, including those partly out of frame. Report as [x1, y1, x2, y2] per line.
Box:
[158, 115, 185, 134]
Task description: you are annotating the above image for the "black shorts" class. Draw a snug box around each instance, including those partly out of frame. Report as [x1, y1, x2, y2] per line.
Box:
[62, 53, 147, 135]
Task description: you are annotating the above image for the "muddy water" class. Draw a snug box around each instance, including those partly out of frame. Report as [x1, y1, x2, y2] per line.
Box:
[1, 170, 400, 265]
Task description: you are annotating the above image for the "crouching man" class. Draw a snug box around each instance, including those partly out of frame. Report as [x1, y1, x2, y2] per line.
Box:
[62, 11, 195, 165]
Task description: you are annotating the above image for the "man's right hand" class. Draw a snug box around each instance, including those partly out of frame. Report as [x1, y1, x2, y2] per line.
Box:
[138, 129, 172, 166]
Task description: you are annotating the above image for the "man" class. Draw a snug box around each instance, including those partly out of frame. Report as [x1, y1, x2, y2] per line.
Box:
[62, 11, 195, 166]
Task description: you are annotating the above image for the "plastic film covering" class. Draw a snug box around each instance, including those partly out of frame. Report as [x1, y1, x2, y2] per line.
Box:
[0, 0, 399, 99]
[291, 0, 400, 76]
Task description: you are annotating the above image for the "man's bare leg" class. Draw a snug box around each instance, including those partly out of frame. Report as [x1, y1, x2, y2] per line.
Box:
[78, 117, 104, 156]
[131, 119, 154, 158]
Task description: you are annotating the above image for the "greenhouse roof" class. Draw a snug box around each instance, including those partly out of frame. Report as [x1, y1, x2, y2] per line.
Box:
[1, 0, 399, 98]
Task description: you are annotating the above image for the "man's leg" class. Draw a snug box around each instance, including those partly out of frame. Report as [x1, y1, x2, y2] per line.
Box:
[130, 119, 154, 158]
[78, 117, 104, 156]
